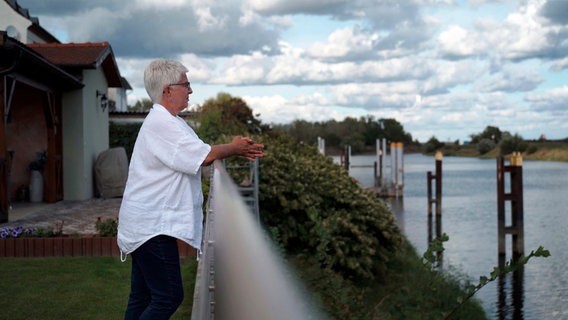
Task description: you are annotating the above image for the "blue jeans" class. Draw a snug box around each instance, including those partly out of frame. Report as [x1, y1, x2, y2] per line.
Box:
[124, 235, 184, 320]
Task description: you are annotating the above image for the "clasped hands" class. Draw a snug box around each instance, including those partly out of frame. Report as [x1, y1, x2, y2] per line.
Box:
[232, 136, 266, 161]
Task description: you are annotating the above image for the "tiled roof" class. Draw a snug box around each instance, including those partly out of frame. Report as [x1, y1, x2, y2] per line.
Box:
[27, 42, 111, 67]
[0, 32, 83, 90]
[27, 42, 123, 87]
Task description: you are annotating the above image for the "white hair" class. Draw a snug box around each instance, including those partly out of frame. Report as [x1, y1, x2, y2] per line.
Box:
[143, 59, 188, 103]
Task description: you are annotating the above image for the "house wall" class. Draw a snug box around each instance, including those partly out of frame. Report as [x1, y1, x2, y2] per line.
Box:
[62, 69, 109, 201]
[0, 1, 50, 44]
[107, 87, 129, 111]
[5, 84, 47, 202]
[0, 1, 31, 43]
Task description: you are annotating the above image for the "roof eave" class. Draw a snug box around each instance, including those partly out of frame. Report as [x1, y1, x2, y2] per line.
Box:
[0, 32, 83, 90]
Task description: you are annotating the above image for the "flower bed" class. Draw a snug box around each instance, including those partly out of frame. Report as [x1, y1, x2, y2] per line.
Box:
[0, 237, 197, 258]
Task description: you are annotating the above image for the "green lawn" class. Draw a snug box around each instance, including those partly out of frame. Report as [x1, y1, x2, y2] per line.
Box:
[0, 257, 197, 320]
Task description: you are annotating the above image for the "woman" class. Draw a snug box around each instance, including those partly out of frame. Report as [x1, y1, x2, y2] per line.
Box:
[118, 59, 265, 319]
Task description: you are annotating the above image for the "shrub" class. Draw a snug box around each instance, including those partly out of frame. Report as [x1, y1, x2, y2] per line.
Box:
[95, 217, 118, 237]
[109, 122, 142, 160]
[477, 138, 496, 155]
[499, 134, 528, 155]
[257, 134, 404, 281]
[424, 136, 444, 153]
[526, 144, 538, 154]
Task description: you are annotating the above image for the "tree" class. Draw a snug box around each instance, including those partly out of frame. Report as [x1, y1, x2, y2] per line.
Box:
[477, 138, 496, 154]
[289, 119, 317, 144]
[266, 115, 413, 150]
[470, 125, 502, 144]
[499, 134, 528, 155]
[379, 118, 413, 145]
[128, 98, 153, 112]
[424, 136, 444, 153]
[362, 115, 382, 145]
[196, 92, 266, 142]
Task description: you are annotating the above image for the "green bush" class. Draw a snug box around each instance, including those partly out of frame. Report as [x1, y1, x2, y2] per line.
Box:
[95, 217, 118, 237]
[109, 122, 142, 160]
[424, 136, 444, 153]
[257, 134, 404, 281]
[526, 144, 538, 154]
[499, 134, 528, 155]
[477, 138, 496, 155]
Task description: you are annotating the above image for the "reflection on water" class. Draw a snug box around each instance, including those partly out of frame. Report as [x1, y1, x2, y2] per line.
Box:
[340, 154, 568, 319]
[497, 255, 525, 320]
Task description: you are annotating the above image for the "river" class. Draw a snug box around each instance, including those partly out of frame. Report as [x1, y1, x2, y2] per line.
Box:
[339, 153, 568, 320]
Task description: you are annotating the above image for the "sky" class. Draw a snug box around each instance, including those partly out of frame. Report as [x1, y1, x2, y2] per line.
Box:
[15, 0, 568, 142]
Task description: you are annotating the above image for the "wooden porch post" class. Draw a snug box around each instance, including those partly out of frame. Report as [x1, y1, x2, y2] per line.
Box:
[42, 91, 63, 203]
[0, 76, 8, 222]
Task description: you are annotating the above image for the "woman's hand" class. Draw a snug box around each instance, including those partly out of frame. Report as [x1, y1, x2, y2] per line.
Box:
[231, 136, 266, 161]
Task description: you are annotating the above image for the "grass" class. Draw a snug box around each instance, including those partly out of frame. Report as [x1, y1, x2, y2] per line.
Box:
[523, 141, 568, 162]
[0, 256, 197, 320]
[0, 244, 488, 320]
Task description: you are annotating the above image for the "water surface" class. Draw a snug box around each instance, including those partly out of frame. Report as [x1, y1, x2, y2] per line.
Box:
[342, 154, 568, 319]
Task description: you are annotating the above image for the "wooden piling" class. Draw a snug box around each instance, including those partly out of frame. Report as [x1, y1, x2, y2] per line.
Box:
[427, 151, 443, 216]
[427, 151, 443, 266]
[372, 140, 404, 197]
[435, 151, 442, 216]
[427, 171, 434, 216]
[497, 152, 524, 257]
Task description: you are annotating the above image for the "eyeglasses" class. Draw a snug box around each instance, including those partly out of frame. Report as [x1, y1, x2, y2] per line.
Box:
[168, 81, 191, 89]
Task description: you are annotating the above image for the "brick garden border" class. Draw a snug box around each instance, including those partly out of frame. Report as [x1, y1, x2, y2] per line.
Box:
[0, 237, 197, 258]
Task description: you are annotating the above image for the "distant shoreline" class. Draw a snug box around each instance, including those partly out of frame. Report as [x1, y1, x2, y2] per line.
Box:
[326, 141, 568, 163]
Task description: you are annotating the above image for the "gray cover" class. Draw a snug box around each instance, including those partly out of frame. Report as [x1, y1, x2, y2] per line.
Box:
[95, 147, 128, 198]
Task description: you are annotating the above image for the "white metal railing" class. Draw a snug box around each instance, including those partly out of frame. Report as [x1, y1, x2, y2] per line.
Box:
[191, 160, 324, 320]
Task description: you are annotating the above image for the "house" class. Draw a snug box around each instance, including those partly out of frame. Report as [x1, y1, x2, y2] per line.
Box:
[108, 77, 133, 112]
[0, 0, 129, 222]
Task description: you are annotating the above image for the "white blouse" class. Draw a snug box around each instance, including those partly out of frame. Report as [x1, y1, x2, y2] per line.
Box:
[117, 104, 211, 256]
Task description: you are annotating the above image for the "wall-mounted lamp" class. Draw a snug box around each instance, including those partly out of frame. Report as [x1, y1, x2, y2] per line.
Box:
[96, 90, 108, 112]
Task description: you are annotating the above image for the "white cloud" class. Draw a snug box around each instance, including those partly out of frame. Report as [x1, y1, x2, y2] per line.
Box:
[550, 57, 568, 71]
[195, 7, 229, 31]
[134, 0, 187, 9]
[306, 25, 378, 61]
[525, 86, 568, 112]
[437, 25, 486, 58]
[475, 66, 544, 93]
[14, 0, 568, 141]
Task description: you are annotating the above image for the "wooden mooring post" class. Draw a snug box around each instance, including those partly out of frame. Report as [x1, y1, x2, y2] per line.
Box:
[426, 151, 443, 266]
[374, 138, 388, 191]
[497, 152, 524, 257]
[340, 145, 351, 171]
[317, 136, 325, 155]
[427, 151, 443, 217]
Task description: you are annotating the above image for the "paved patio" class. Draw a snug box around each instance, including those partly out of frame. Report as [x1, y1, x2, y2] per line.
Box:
[0, 198, 122, 236]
